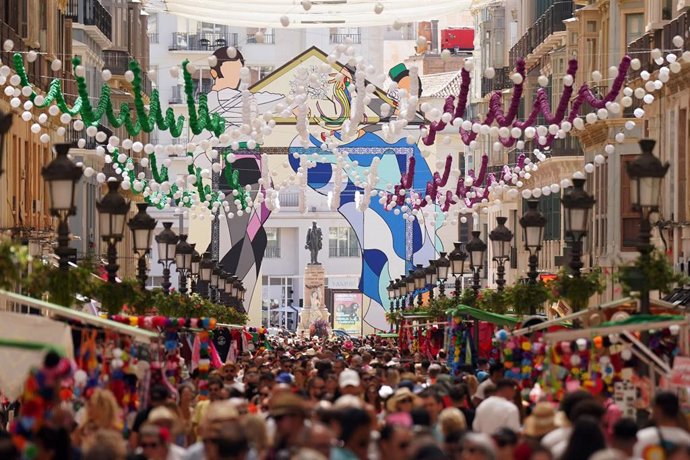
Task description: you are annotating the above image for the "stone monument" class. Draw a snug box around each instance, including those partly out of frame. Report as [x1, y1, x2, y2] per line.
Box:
[298, 223, 330, 335]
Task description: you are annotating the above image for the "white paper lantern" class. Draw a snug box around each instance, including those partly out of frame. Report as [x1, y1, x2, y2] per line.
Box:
[594, 154, 606, 164]
[280, 15, 290, 27]
[673, 35, 685, 48]
[484, 67, 496, 79]
[374, 2, 384, 14]
[2, 39, 13, 52]
[39, 133, 50, 144]
[621, 96, 633, 107]
[8, 74, 20, 87]
[102, 69, 112, 81]
[670, 61, 682, 73]
[538, 75, 549, 87]
[511, 73, 523, 85]
[630, 58, 641, 70]
[51, 59, 62, 72]
[21, 111, 32, 122]
[563, 74, 574, 86]
[615, 133, 625, 143]
[634, 108, 645, 118]
[591, 70, 602, 82]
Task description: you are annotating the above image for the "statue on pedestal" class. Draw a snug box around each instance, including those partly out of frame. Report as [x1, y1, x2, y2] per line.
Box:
[305, 222, 322, 265]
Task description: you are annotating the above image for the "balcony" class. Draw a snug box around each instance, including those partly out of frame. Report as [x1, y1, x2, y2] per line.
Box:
[543, 136, 582, 157]
[246, 33, 275, 44]
[330, 33, 361, 44]
[627, 10, 688, 77]
[103, 50, 132, 75]
[169, 32, 239, 51]
[0, 22, 77, 101]
[148, 33, 159, 44]
[509, 0, 573, 68]
[481, 67, 511, 98]
[65, 0, 112, 45]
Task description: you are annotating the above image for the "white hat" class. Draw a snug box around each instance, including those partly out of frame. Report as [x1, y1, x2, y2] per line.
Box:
[338, 369, 361, 388]
[305, 348, 317, 357]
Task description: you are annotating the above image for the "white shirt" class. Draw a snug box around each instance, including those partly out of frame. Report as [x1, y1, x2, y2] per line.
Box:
[634, 426, 690, 459]
[472, 396, 521, 435]
[541, 427, 571, 453]
[474, 379, 496, 401]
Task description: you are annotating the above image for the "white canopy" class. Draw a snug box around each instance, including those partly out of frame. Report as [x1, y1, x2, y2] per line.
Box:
[148, 0, 471, 28]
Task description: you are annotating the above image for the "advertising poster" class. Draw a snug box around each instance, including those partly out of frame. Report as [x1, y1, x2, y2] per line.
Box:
[332, 291, 363, 336]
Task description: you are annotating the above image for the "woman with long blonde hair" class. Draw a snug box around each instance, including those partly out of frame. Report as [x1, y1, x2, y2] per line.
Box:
[74, 388, 122, 447]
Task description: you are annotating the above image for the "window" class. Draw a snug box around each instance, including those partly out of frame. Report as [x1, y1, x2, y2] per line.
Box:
[265, 228, 280, 258]
[625, 13, 644, 46]
[148, 13, 159, 44]
[523, 192, 561, 241]
[330, 27, 361, 44]
[329, 227, 359, 258]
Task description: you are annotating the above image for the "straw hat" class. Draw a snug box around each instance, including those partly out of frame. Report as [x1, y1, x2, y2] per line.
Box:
[523, 402, 557, 438]
[269, 393, 308, 418]
[385, 387, 415, 413]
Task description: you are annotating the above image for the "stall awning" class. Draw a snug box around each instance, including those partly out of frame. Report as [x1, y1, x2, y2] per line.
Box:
[544, 314, 687, 342]
[0, 290, 158, 343]
[448, 305, 521, 327]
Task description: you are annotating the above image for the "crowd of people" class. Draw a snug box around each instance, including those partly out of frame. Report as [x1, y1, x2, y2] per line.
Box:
[2, 336, 690, 460]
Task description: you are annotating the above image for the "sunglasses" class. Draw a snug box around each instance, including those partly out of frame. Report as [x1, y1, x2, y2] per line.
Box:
[141, 442, 160, 449]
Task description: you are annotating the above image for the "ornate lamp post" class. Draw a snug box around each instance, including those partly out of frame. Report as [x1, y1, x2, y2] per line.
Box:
[561, 178, 595, 278]
[41, 144, 83, 271]
[626, 139, 669, 318]
[387, 280, 396, 331]
[175, 235, 194, 294]
[199, 251, 214, 298]
[466, 231, 487, 295]
[519, 200, 546, 285]
[405, 269, 416, 309]
[155, 222, 178, 294]
[210, 266, 221, 302]
[96, 181, 130, 283]
[425, 261, 438, 302]
[387, 280, 396, 313]
[0, 110, 12, 177]
[435, 252, 451, 298]
[224, 274, 236, 307]
[413, 264, 426, 307]
[128, 203, 157, 289]
[489, 217, 513, 292]
[190, 249, 201, 294]
[449, 242, 467, 299]
[217, 270, 227, 305]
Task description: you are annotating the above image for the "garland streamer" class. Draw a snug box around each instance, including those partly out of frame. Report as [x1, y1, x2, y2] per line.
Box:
[11, 53, 225, 138]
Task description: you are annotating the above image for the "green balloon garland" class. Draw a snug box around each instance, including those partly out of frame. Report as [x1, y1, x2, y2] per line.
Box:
[12, 53, 225, 138]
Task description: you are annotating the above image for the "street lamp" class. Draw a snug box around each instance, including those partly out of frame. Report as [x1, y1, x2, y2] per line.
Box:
[387, 280, 396, 312]
[413, 264, 426, 307]
[425, 261, 438, 302]
[519, 200, 546, 285]
[190, 249, 201, 294]
[41, 143, 83, 271]
[224, 274, 236, 306]
[626, 139, 669, 318]
[217, 270, 227, 304]
[0, 110, 12, 177]
[128, 203, 157, 289]
[175, 235, 194, 294]
[561, 178, 595, 277]
[435, 252, 450, 298]
[210, 266, 221, 302]
[155, 222, 178, 294]
[449, 242, 467, 299]
[405, 269, 416, 309]
[96, 180, 130, 283]
[489, 216, 513, 292]
[466, 231, 487, 295]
